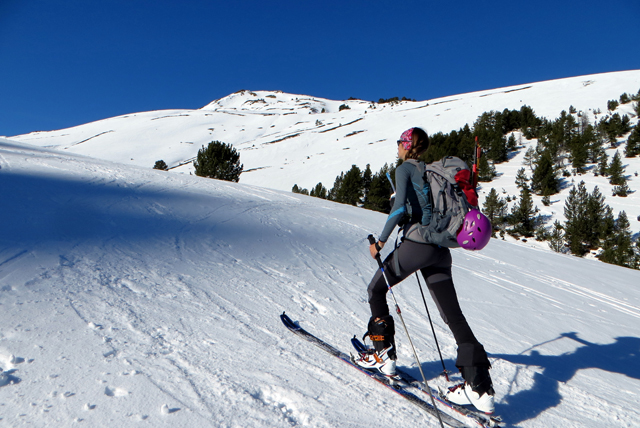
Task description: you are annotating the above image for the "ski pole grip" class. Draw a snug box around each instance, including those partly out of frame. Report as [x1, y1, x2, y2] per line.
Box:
[367, 235, 384, 268]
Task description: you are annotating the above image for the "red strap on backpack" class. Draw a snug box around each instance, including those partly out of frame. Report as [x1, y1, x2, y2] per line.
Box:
[454, 169, 478, 207]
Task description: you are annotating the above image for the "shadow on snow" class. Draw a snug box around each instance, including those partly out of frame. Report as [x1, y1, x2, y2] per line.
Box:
[0, 170, 268, 251]
[401, 332, 640, 426]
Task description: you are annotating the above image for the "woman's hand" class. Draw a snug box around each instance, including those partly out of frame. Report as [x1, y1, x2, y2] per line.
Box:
[369, 240, 385, 259]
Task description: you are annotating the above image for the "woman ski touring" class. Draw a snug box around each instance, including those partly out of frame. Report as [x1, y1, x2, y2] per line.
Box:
[353, 127, 495, 414]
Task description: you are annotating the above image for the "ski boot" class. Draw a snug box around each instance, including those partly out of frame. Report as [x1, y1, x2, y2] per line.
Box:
[446, 365, 495, 414]
[353, 315, 397, 376]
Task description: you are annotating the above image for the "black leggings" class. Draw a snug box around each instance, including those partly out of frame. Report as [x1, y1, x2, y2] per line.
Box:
[367, 239, 490, 368]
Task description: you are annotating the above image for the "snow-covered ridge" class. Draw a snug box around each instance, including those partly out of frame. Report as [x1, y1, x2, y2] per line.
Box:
[11, 71, 640, 191]
[9, 70, 640, 242]
[201, 90, 371, 114]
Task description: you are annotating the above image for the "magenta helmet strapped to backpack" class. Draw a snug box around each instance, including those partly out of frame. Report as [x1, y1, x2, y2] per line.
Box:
[457, 209, 491, 251]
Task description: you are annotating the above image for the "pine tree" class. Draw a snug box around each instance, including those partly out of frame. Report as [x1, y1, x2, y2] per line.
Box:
[477, 155, 496, 181]
[474, 111, 507, 163]
[523, 147, 537, 171]
[482, 188, 506, 237]
[309, 182, 327, 199]
[548, 220, 565, 252]
[531, 149, 558, 196]
[363, 164, 373, 202]
[332, 165, 363, 206]
[613, 182, 630, 197]
[590, 143, 605, 170]
[153, 160, 169, 171]
[292, 184, 309, 195]
[582, 123, 601, 164]
[599, 211, 635, 268]
[193, 141, 243, 182]
[564, 181, 589, 256]
[633, 241, 640, 270]
[564, 182, 617, 257]
[510, 186, 535, 237]
[519, 105, 543, 138]
[625, 127, 640, 158]
[569, 131, 590, 173]
[597, 151, 609, 176]
[608, 150, 626, 185]
[489, 135, 508, 163]
[585, 186, 608, 249]
[515, 168, 529, 190]
[327, 173, 344, 201]
[364, 164, 395, 213]
[599, 114, 631, 144]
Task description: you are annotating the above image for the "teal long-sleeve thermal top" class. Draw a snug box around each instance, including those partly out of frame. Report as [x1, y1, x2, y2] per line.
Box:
[379, 160, 432, 243]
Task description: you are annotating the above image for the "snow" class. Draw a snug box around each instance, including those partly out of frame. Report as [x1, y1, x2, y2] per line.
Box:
[2, 71, 640, 427]
[1, 136, 640, 427]
[10, 70, 640, 240]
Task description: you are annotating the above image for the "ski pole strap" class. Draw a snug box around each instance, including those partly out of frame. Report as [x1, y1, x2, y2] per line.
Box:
[367, 234, 384, 270]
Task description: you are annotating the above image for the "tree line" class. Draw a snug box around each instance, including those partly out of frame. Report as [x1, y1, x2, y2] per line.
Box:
[293, 163, 398, 214]
[293, 89, 640, 269]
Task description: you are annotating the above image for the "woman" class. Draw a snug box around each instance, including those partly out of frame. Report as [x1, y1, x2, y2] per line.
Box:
[353, 127, 495, 414]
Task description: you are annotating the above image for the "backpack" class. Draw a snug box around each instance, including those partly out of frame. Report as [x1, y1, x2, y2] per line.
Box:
[405, 157, 478, 248]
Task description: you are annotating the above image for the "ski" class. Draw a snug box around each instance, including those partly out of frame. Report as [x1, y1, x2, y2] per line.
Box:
[280, 312, 467, 428]
[351, 337, 503, 428]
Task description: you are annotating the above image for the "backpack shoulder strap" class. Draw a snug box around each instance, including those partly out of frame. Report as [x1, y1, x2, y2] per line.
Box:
[403, 159, 424, 170]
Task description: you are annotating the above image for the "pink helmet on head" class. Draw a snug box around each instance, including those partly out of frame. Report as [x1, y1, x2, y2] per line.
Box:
[457, 209, 492, 251]
[398, 128, 413, 150]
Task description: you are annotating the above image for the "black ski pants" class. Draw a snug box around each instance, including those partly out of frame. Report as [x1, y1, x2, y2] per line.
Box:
[367, 239, 490, 368]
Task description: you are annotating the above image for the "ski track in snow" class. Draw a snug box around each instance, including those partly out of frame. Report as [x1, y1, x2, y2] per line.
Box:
[461, 250, 640, 319]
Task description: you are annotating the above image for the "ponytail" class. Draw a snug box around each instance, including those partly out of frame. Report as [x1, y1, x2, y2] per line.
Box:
[405, 127, 429, 160]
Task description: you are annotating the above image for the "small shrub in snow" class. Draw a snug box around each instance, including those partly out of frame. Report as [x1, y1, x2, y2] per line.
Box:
[153, 160, 168, 171]
[613, 183, 630, 197]
[292, 184, 309, 195]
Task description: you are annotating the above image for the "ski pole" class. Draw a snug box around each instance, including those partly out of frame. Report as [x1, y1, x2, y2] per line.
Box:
[386, 172, 396, 193]
[472, 136, 481, 188]
[389, 164, 449, 381]
[386, 172, 397, 210]
[415, 273, 450, 381]
[367, 234, 445, 428]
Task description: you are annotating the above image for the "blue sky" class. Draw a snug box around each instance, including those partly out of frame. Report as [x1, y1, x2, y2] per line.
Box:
[1, 0, 639, 137]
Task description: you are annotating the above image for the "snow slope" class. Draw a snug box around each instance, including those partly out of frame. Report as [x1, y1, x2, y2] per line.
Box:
[9, 71, 640, 241]
[1, 138, 640, 427]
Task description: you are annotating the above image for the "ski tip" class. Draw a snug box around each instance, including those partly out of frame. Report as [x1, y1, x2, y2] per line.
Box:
[280, 312, 302, 331]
